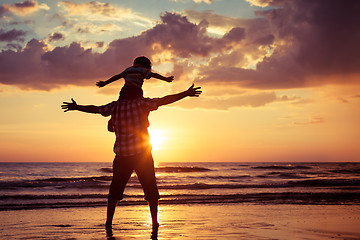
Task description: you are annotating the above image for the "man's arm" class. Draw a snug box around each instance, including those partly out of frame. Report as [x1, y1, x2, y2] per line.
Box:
[62, 98, 100, 114]
[96, 73, 123, 87]
[157, 84, 202, 106]
[148, 72, 174, 82]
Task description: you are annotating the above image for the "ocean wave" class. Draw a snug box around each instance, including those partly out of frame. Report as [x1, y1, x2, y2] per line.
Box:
[39, 176, 112, 182]
[0, 193, 108, 200]
[1, 192, 359, 211]
[2, 177, 359, 191]
[0, 175, 114, 189]
[197, 175, 251, 180]
[100, 166, 212, 173]
[100, 167, 113, 173]
[252, 165, 312, 170]
[159, 178, 360, 189]
[156, 166, 211, 172]
[329, 169, 360, 174]
[257, 172, 309, 179]
[289, 179, 360, 187]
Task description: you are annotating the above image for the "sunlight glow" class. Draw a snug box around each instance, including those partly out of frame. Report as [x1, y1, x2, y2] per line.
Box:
[149, 129, 167, 150]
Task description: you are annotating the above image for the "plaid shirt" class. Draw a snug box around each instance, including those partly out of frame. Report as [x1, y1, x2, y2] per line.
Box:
[98, 98, 159, 156]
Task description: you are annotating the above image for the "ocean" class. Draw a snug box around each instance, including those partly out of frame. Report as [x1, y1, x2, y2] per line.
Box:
[1, 162, 359, 211]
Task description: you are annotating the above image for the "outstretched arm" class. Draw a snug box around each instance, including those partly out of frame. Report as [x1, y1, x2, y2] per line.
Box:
[96, 73, 123, 87]
[148, 72, 174, 83]
[157, 84, 202, 106]
[62, 98, 100, 114]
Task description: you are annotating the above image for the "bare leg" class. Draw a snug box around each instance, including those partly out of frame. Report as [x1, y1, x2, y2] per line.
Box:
[105, 196, 118, 237]
[149, 199, 159, 239]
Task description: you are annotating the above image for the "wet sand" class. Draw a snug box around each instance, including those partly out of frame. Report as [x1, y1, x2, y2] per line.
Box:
[1, 203, 360, 239]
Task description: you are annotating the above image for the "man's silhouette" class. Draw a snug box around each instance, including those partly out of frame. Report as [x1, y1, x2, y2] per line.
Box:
[62, 84, 202, 239]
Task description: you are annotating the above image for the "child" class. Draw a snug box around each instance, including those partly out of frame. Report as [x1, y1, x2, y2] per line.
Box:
[96, 56, 174, 132]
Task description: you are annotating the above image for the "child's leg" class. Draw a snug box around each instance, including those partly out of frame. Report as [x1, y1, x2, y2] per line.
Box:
[107, 117, 115, 132]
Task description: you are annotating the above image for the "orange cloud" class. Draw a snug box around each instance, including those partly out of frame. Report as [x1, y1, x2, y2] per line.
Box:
[0, 0, 49, 16]
[292, 117, 326, 126]
[58, 1, 120, 17]
[58, 1, 152, 26]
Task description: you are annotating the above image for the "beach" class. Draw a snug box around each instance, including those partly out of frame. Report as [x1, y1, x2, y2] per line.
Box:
[1, 162, 360, 239]
[1, 203, 360, 239]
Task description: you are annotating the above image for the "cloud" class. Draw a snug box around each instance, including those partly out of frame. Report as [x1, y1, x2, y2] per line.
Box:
[171, 0, 212, 4]
[1, 3, 360, 92]
[292, 116, 325, 126]
[0, 12, 221, 90]
[245, 0, 283, 8]
[0, 0, 49, 16]
[178, 91, 277, 109]
[0, 29, 26, 42]
[194, 0, 213, 4]
[58, 1, 121, 18]
[291, 98, 314, 106]
[74, 22, 123, 35]
[176, 90, 300, 109]
[58, 1, 152, 26]
[192, 1, 360, 89]
[48, 32, 65, 42]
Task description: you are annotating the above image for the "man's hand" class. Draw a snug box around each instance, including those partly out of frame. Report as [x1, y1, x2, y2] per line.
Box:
[96, 81, 106, 87]
[165, 76, 174, 82]
[62, 98, 78, 112]
[185, 84, 202, 97]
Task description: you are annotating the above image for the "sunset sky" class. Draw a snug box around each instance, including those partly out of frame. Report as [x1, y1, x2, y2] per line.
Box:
[1, 0, 359, 163]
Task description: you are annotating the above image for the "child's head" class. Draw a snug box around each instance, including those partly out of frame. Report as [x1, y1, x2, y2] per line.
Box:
[133, 56, 151, 69]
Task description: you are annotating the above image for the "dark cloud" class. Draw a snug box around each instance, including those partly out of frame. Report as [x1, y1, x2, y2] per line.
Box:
[0, 12, 224, 90]
[48, 32, 64, 42]
[0, 0, 39, 16]
[1, 3, 359, 92]
[198, 0, 360, 89]
[13, 0, 36, 9]
[144, 13, 215, 58]
[0, 29, 26, 42]
[5, 42, 23, 51]
[0, 5, 8, 15]
[223, 27, 246, 42]
[96, 42, 104, 48]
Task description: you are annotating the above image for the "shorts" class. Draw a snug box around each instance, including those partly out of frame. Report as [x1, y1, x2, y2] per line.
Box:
[108, 150, 160, 201]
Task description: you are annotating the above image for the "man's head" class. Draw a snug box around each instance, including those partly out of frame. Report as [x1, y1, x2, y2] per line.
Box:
[133, 56, 151, 69]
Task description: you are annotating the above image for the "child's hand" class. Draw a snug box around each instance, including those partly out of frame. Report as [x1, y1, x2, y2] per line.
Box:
[96, 81, 106, 87]
[166, 76, 174, 82]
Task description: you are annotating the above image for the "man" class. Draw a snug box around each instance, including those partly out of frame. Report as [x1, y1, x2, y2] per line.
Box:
[62, 84, 202, 239]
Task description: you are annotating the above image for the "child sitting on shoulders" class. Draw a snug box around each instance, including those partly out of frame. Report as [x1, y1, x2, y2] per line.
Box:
[96, 56, 174, 132]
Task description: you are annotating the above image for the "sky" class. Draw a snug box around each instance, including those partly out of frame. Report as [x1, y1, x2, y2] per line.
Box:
[0, 0, 360, 163]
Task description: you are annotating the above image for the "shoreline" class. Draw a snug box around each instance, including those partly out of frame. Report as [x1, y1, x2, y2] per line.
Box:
[1, 203, 360, 239]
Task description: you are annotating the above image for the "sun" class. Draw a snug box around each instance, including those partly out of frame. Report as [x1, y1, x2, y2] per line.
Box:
[149, 129, 167, 150]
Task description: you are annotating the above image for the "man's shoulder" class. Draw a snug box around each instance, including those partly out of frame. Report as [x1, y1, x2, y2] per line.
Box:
[128, 98, 159, 111]
[115, 98, 158, 105]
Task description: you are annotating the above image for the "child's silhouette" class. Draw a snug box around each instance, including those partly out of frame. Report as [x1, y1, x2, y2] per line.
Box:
[96, 56, 173, 132]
